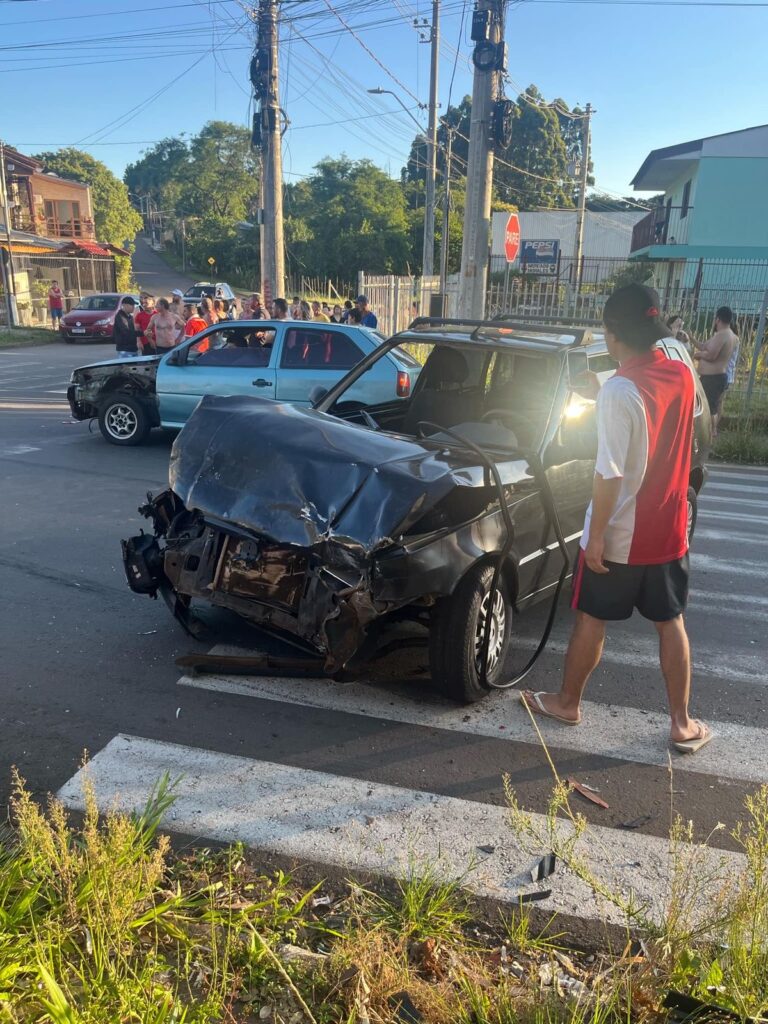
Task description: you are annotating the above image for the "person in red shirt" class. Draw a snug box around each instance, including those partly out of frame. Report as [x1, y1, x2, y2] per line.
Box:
[48, 281, 64, 329]
[184, 304, 207, 338]
[522, 284, 710, 754]
[134, 294, 156, 354]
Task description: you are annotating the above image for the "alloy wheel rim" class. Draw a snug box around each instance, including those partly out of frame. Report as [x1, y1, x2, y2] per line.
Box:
[686, 498, 694, 541]
[474, 587, 507, 674]
[106, 403, 137, 439]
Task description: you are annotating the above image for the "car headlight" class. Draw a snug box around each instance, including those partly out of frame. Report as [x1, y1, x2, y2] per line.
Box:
[93, 318, 112, 326]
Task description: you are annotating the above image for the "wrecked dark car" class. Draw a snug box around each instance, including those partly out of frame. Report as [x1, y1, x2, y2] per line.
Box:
[123, 319, 711, 703]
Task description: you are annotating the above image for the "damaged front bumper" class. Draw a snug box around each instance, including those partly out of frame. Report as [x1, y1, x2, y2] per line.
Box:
[123, 490, 387, 671]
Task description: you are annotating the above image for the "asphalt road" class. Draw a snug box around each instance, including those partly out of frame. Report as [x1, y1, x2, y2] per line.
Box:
[1, 341, 767, 920]
[131, 236, 194, 297]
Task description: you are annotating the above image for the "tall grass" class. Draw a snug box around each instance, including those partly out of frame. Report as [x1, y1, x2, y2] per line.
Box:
[0, 769, 325, 1022]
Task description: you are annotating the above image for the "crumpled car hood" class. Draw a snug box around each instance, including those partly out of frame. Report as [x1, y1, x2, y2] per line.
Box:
[72, 355, 160, 382]
[169, 394, 482, 551]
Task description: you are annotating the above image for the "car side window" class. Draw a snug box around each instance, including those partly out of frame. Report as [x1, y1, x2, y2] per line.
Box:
[187, 328, 273, 368]
[280, 329, 363, 370]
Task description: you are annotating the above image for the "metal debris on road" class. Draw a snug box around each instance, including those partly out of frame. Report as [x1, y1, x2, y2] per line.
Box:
[531, 852, 556, 882]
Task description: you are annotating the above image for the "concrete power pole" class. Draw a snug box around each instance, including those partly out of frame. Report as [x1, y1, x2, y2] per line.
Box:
[572, 102, 592, 290]
[457, 0, 506, 319]
[422, 0, 439, 279]
[438, 126, 453, 306]
[254, 0, 285, 306]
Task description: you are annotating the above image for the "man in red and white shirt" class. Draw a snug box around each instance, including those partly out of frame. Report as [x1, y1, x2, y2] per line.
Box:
[523, 284, 711, 754]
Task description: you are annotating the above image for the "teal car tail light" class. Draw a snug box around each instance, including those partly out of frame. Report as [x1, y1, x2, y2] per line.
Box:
[396, 370, 411, 397]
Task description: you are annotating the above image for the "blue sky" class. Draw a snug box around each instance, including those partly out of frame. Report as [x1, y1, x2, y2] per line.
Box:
[2, 0, 767, 202]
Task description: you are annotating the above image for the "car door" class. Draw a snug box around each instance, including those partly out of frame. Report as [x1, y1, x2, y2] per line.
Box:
[157, 324, 278, 427]
[274, 326, 369, 405]
[521, 354, 601, 600]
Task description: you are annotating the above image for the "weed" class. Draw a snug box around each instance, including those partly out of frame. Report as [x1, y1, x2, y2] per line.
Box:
[355, 860, 473, 944]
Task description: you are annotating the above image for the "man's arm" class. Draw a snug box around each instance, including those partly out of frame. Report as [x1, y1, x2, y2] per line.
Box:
[695, 332, 725, 362]
[584, 474, 622, 573]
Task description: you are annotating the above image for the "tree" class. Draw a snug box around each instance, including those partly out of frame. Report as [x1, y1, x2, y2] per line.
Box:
[285, 157, 411, 280]
[33, 148, 143, 249]
[124, 137, 189, 207]
[404, 87, 577, 211]
[494, 86, 573, 208]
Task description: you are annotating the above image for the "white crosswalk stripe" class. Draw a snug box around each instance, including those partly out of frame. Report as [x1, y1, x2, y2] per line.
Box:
[57, 734, 743, 927]
[178, 649, 766, 783]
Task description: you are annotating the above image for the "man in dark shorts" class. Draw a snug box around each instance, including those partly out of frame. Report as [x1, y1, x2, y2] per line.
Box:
[694, 306, 736, 435]
[522, 283, 712, 754]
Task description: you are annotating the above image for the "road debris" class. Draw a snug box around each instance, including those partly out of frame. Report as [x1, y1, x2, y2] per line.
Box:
[531, 852, 556, 882]
[619, 814, 654, 830]
[567, 778, 609, 809]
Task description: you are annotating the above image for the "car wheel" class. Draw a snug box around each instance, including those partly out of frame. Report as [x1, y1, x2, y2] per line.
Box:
[429, 563, 512, 704]
[98, 394, 150, 446]
[687, 485, 698, 544]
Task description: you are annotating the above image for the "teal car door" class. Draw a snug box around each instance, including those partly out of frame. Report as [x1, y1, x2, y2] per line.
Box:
[274, 326, 368, 405]
[157, 323, 278, 427]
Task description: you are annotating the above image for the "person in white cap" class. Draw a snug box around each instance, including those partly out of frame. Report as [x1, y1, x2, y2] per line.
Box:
[170, 289, 185, 321]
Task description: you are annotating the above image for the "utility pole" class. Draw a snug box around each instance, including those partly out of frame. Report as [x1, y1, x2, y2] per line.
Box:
[457, 0, 506, 319]
[0, 141, 17, 326]
[572, 102, 592, 290]
[438, 126, 453, 309]
[253, 0, 285, 306]
[422, 0, 439, 279]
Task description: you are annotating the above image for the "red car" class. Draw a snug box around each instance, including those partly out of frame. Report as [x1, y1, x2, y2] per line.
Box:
[60, 293, 140, 343]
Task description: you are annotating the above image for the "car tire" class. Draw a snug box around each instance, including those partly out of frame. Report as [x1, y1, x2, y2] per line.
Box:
[429, 563, 512, 704]
[687, 485, 698, 544]
[98, 394, 151, 446]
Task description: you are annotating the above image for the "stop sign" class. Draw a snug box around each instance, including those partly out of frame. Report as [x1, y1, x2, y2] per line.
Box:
[504, 212, 520, 263]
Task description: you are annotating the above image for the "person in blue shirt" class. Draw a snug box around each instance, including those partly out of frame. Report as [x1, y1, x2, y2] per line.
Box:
[356, 294, 378, 329]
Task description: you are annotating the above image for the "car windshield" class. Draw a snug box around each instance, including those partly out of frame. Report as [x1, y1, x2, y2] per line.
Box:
[74, 295, 119, 311]
[183, 286, 213, 299]
[325, 340, 561, 451]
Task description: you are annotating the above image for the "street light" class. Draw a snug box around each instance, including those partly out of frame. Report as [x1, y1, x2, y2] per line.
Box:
[366, 87, 426, 134]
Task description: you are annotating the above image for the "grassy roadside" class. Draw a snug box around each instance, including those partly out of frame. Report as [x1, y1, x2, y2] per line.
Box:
[4, 769, 768, 1023]
[0, 327, 59, 349]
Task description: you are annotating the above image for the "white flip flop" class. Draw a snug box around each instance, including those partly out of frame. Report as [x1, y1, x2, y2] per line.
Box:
[520, 691, 581, 726]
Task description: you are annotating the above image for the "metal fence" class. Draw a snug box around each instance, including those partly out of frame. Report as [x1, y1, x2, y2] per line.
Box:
[356, 272, 460, 336]
[1, 252, 117, 327]
[361, 257, 768, 416]
[486, 257, 768, 414]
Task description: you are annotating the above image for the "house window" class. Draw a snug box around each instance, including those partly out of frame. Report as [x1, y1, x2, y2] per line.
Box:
[43, 199, 83, 238]
[681, 180, 691, 219]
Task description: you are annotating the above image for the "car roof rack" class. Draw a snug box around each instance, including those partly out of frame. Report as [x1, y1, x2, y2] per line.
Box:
[405, 316, 593, 347]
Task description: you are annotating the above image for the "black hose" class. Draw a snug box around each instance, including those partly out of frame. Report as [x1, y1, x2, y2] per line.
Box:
[417, 422, 572, 691]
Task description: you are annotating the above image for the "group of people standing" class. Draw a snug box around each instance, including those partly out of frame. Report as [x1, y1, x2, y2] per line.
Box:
[113, 289, 379, 357]
[43, 279, 383, 355]
[665, 306, 739, 432]
[237, 293, 378, 329]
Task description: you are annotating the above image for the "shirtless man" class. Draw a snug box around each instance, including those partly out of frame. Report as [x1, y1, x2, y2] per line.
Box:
[694, 306, 737, 433]
[148, 298, 185, 353]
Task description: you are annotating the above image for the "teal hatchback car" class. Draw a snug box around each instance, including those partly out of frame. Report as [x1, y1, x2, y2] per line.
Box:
[68, 319, 421, 445]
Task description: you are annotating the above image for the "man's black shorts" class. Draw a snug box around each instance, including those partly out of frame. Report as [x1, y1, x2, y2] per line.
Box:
[571, 551, 689, 622]
[700, 372, 728, 415]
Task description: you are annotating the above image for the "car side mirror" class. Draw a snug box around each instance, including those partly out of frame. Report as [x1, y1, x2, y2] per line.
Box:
[309, 385, 328, 407]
